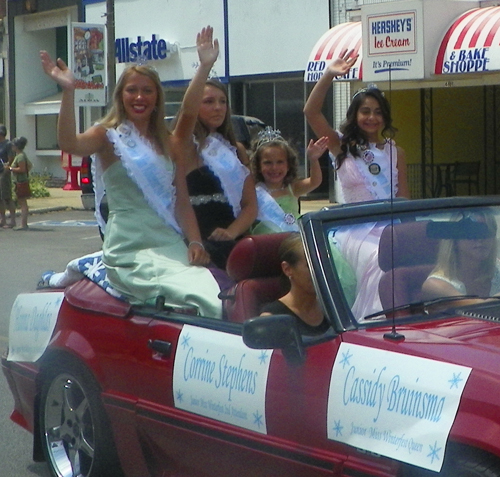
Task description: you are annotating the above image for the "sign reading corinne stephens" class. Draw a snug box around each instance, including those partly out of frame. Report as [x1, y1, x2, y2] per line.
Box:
[327, 343, 471, 472]
[173, 325, 272, 434]
[8, 292, 64, 362]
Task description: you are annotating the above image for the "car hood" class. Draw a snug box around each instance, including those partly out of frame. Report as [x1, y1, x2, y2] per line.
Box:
[352, 312, 500, 374]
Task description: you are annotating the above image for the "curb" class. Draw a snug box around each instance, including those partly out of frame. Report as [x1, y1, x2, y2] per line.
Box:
[8, 206, 86, 217]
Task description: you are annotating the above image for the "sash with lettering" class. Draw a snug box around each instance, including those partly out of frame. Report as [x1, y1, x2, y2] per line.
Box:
[103, 121, 182, 234]
[200, 133, 298, 232]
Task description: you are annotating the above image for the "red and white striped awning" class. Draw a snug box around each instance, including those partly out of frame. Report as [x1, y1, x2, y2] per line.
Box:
[435, 6, 500, 75]
[304, 22, 362, 82]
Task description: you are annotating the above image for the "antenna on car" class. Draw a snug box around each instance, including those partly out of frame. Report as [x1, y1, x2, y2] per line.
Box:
[383, 65, 405, 342]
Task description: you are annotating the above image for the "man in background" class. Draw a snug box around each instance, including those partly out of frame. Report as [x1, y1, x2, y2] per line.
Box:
[0, 125, 16, 228]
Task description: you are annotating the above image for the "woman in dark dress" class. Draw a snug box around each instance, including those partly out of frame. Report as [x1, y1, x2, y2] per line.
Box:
[260, 233, 329, 335]
[172, 78, 257, 269]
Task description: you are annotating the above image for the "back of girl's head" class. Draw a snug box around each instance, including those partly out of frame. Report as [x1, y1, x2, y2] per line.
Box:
[101, 64, 169, 139]
[279, 232, 303, 267]
[12, 136, 27, 150]
[194, 79, 237, 146]
[251, 140, 298, 186]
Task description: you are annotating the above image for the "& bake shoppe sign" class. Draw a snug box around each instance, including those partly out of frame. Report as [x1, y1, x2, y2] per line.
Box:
[435, 6, 500, 75]
[362, 1, 424, 81]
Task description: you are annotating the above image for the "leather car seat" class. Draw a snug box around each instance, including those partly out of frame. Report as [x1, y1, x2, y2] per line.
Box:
[378, 221, 439, 310]
[223, 233, 291, 323]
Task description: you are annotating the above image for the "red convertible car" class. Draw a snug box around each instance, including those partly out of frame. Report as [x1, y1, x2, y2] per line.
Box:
[4, 196, 500, 477]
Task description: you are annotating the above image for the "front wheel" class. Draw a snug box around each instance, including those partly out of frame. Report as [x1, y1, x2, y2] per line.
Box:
[39, 358, 123, 477]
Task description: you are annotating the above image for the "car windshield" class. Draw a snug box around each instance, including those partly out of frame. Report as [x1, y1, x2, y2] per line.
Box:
[318, 201, 500, 324]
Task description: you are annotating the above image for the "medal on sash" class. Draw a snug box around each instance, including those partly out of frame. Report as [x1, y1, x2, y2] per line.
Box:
[362, 150, 374, 164]
[369, 163, 381, 175]
[362, 149, 380, 175]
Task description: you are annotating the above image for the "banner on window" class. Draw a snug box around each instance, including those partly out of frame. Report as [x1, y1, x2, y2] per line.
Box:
[71, 22, 106, 106]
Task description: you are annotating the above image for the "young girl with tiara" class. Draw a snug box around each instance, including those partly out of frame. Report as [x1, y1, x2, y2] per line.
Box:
[303, 50, 410, 320]
[250, 127, 327, 227]
[303, 50, 409, 203]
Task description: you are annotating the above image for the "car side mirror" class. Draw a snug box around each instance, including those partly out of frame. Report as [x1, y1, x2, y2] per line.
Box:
[242, 315, 306, 365]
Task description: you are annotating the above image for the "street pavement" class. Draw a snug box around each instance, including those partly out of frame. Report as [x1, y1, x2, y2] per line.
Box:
[11, 187, 334, 217]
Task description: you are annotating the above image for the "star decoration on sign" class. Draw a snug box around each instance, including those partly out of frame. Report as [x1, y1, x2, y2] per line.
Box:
[427, 441, 442, 464]
[258, 351, 269, 365]
[339, 348, 353, 369]
[181, 333, 191, 350]
[332, 419, 343, 437]
[176, 390, 184, 403]
[448, 372, 463, 389]
[253, 410, 263, 428]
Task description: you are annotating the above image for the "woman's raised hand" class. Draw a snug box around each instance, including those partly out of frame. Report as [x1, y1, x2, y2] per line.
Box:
[196, 25, 219, 68]
[40, 50, 75, 91]
[327, 49, 359, 77]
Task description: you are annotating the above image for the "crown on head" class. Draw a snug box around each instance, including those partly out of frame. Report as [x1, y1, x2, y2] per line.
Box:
[352, 83, 384, 100]
[255, 126, 287, 149]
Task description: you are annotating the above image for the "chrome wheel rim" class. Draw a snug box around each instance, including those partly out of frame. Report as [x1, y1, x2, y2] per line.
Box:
[43, 373, 95, 477]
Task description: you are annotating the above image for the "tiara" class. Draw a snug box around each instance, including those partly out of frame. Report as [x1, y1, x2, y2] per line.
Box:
[255, 126, 287, 149]
[352, 83, 384, 100]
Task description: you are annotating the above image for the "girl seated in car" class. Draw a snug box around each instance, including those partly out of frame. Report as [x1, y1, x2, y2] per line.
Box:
[422, 210, 500, 300]
[260, 233, 330, 335]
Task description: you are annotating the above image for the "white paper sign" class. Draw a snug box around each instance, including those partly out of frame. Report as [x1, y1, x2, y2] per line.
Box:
[327, 343, 471, 472]
[8, 292, 64, 362]
[173, 325, 272, 434]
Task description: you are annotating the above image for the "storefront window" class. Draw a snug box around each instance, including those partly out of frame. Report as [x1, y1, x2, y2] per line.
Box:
[35, 114, 58, 150]
[246, 79, 310, 178]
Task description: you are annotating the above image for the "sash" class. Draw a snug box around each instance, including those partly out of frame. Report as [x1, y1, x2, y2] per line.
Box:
[91, 154, 106, 233]
[199, 133, 248, 217]
[255, 184, 299, 232]
[352, 144, 394, 199]
[200, 134, 298, 232]
[104, 121, 182, 234]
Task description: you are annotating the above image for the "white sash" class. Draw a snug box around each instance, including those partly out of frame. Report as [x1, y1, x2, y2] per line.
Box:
[200, 134, 298, 232]
[102, 122, 182, 234]
[199, 134, 248, 217]
[352, 144, 394, 199]
[255, 184, 299, 232]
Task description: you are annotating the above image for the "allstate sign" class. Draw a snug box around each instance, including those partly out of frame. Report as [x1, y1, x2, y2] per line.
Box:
[115, 34, 177, 63]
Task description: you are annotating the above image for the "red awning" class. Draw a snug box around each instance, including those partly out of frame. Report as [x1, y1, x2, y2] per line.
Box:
[435, 6, 500, 75]
[304, 22, 362, 82]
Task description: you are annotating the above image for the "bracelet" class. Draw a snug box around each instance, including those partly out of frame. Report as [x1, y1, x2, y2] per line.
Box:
[188, 241, 205, 250]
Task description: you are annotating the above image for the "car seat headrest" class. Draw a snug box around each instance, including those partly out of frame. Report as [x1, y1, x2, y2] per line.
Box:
[226, 233, 291, 282]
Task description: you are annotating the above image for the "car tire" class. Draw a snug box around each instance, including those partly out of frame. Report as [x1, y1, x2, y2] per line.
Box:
[403, 444, 500, 477]
[39, 358, 124, 477]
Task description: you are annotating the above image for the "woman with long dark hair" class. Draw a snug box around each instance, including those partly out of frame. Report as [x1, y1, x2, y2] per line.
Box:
[304, 50, 409, 203]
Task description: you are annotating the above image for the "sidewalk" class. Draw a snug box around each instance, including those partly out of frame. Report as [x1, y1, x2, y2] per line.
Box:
[21, 188, 333, 216]
[27, 187, 85, 215]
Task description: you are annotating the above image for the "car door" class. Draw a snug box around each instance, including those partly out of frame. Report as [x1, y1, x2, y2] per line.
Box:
[132, 315, 352, 477]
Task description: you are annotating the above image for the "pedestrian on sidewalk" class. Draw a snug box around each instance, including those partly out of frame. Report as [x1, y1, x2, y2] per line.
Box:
[0, 124, 16, 228]
[10, 136, 32, 230]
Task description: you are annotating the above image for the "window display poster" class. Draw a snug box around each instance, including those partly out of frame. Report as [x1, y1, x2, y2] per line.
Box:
[71, 22, 106, 106]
